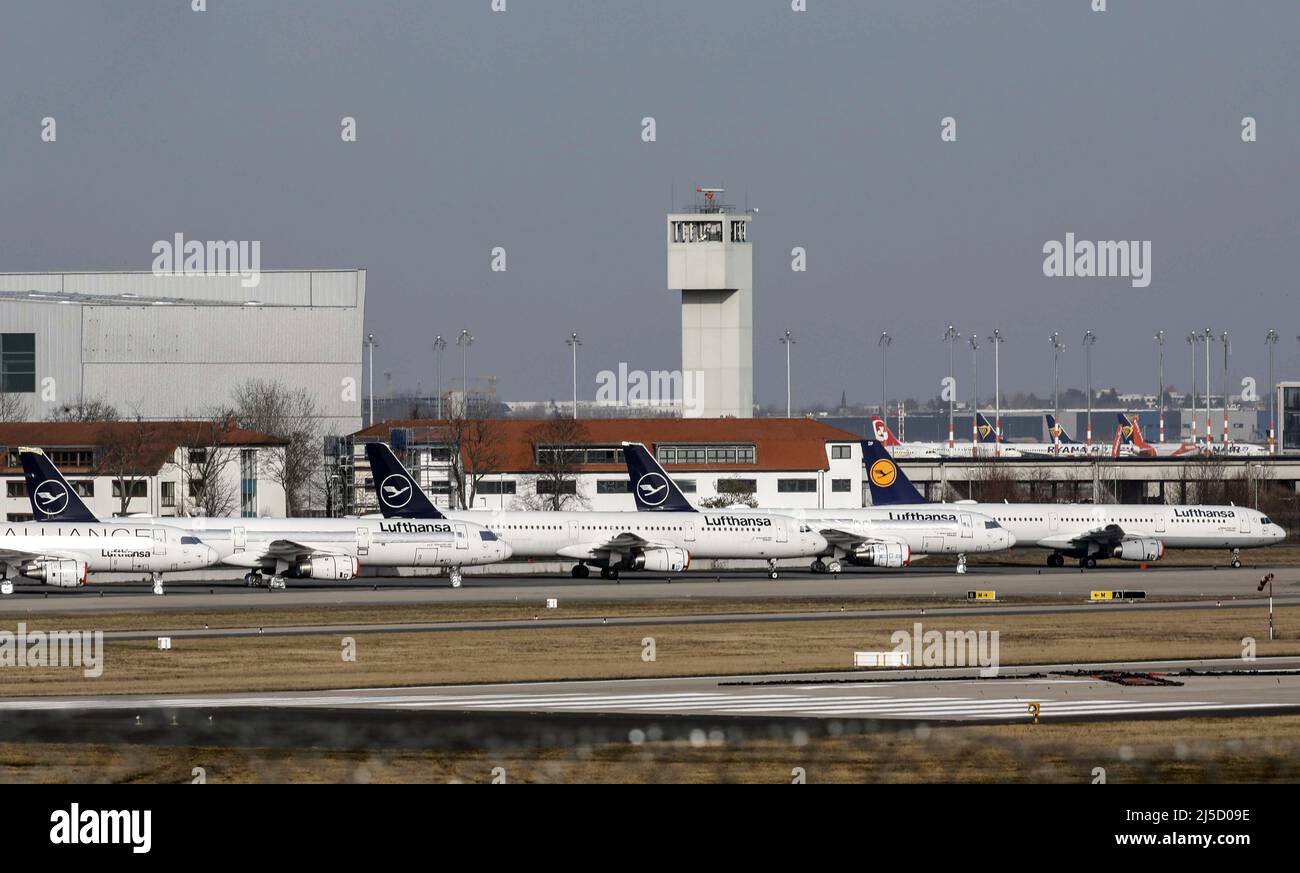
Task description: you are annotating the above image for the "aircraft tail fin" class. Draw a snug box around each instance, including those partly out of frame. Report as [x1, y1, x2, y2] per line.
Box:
[1045, 414, 1078, 445]
[974, 411, 999, 444]
[621, 442, 697, 512]
[869, 415, 903, 446]
[861, 440, 928, 506]
[364, 442, 446, 519]
[18, 448, 101, 523]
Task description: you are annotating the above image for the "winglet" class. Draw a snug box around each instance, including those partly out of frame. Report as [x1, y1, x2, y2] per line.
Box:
[364, 442, 447, 519]
[621, 442, 697, 512]
[18, 447, 101, 523]
[860, 440, 928, 506]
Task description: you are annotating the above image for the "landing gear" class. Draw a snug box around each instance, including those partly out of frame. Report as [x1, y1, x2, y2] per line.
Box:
[1078, 556, 1097, 569]
[151, 572, 165, 596]
[810, 559, 827, 574]
[826, 560, 842, 576]
[571, 563, 590, 579]
[1230, 548, 1242, 569]
[0, 562, 10, 595]
[448, 567, 464, 588]
[768, 559, 780, 580]
[955, 554, 967, 575]
[1047, 553, 1065, 568]
[243, 572, 264, 587]
[269, 575, 287, 590]
[599, 566, 619, 581]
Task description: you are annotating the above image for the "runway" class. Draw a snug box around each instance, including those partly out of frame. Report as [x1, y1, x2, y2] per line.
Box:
[4, 657, 1298, 725]
[0, 565, 1293, 615]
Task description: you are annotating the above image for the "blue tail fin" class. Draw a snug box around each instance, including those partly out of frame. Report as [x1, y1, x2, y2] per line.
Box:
[1045, 414, 1078, 444]
[1116, 413, 1136, 444]
[974, 412, 998, 444]
[364, 442, 447, 519]
[621, 442, 697, 512]
[860, 440, 928, 506]
[18, 448, 101, 523]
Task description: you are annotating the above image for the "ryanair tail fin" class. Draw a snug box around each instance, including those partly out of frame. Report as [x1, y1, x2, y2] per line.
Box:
[1118, 414, 1156, 456]
[18, 448, 100, 523]
[1045, 414, 1078, 445]
[974, 412, 998, 444]
[364, 442, 447, 519]
[861, 440, 928, 506]
[869, 415, 903, 447]
[621, 442, 697, 512]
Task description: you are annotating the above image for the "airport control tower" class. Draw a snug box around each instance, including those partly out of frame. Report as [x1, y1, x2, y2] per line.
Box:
[667, 188, 753, 418]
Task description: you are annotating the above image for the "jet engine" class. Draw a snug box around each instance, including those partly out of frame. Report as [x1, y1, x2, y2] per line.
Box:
[295, 556, 360, 580]
[630, 548, 690, 573]
[1112, 538, 1164, 562]
[852, 543, 910, 568]
[23, 559, 88, 588]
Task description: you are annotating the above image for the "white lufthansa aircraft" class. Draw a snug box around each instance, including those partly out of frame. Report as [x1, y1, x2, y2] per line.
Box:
[18, 448, 510, 589]
[365, 443, 829, 580]
[862, 440, 1286, 568]
[619, 442, 1015, 575]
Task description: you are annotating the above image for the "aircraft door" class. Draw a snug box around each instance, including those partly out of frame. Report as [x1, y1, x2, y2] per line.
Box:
[356, 526, 371, 555]
[776, 522, 788, 543]
[960, 513, 974, 538]
[1239, 514, 1251, 534]
[233, 526, 246, 553]
[455, 523, 469, 550]
[153, 528, 167, 555]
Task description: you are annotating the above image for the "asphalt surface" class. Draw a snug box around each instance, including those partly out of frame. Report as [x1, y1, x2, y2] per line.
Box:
[0, 565, 1293, 615]
[4, 656, 1298, 725]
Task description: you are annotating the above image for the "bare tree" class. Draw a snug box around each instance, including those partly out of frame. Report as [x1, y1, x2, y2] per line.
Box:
[231, 379, 321, 515]
[968, 463, 1025, 503]
[0, 392, 26, 422]
[96, 418, 154, 517]
[47, 396, 120, 422]
[701, 476, 759, 508]
[520, 416, 589, 511]
[175, 412, 240, 517]
[444, 404, 506, 509]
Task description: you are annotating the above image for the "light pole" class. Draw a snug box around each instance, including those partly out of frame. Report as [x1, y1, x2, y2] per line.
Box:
[878, 332, 891, 431]
[1203, 327, 1213, 443]
[432, 335, 446, 419]
[457, 329, 474, 414]
[1154, 330, 1165, 444]
[969, 335, 980, 445]
[988, 329, 1004, 455]
[944, 325, 961, 448]
[1082, 331, 1096, 446]
[1220, 331, 1231, 445]
[1266, 330, 1279, 453]
[1187, 333, 1198, 444]
[566, 332, 582, 420]
[1049, 332, 1064, 424]
[364, 333, 378, 428]
[779, 331, 795, 417]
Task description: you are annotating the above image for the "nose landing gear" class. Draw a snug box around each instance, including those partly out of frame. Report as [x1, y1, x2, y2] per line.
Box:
[1230, 548, 1242, 569]
[955, 554, 967, 575]
[767, 559, 780, 580]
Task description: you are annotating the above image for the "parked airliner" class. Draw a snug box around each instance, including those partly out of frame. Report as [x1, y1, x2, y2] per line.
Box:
[365, 442, 828, 579]
[862, 440, 1286, 568]
[619, 442, 1014, 575]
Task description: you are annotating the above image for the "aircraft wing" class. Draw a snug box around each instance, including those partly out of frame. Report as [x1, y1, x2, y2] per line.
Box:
[818, 527, 906, 549]
[259, 539, 347, 562]
[557, 531, 672, 561]
[1039, 524, 1131, 552]
[0, 546, 95, 564]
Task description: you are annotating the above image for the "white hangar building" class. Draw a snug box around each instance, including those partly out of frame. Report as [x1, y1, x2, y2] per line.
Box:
[0, 269, 366, 435]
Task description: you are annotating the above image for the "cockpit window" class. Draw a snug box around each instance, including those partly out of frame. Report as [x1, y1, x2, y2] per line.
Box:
[1261, 517, 1272, 526]
[479, 530, 499, 541]
[984, 521, 1001, 530]
[180, 536, 203, 545]
[799, 525, 813, 533]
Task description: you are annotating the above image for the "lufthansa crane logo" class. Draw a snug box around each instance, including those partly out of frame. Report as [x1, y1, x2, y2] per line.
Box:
[34, 479, 70, 517]
[869, 459, 897, 488]
[378, 473, 413, 509]
[636, 472, 670, 507]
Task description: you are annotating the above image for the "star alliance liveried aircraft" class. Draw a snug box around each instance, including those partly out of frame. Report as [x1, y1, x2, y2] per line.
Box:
[860, 440, 1286, 568]
[18, 448, 509, 590]
[2, 449, 218, 592]
[365, 442, 828, 580]
[619, 442, 1014, 575]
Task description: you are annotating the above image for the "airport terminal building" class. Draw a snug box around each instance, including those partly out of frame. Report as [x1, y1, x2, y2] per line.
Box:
[0, 270, 365, 435]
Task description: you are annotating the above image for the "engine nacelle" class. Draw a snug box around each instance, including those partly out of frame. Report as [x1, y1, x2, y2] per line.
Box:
[295, 555, 360, 580]
[23, 559, 88, 588]
[630, 548, 690, 573]
[851, 543, 911, 568]
[1112, 538, 1164, 562]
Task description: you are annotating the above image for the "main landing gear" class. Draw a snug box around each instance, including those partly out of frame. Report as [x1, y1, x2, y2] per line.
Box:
[809, 559, 842, 575]
[955, 554, 967, 575]
[599, 566, 620, 581]
[571, 563, 590, 579]
[1230, 548, 1242, 569]
[1078, 556, 1098, 569]
[1046, 553, 1066, 568]
[243, 571, 286, 589]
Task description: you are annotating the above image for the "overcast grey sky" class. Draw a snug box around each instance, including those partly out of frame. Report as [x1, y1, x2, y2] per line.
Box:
[2, 1, 1296, 408]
